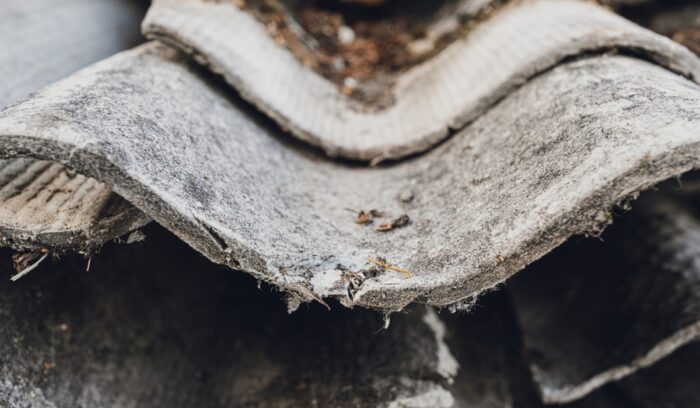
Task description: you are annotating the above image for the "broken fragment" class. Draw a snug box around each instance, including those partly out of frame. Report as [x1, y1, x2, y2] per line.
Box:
[0, 159, 150, 253]
[376, 214, 411, 232]
[369, 257, 412, 278]
[353, 209, 384, 225]
[509, 185, 700, 403]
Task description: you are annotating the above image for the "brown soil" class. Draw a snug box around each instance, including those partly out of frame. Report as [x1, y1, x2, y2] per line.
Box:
[614, 0, 700, 56]
[238, 0, 700, 104]
[238, 0, 505, 104]
[673, 27, 700, 55]
[673, 29, 700, 56]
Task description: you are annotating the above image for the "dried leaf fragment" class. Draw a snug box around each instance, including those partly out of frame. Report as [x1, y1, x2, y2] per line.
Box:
[354, 209, 385, 224]
[376, 214, 410, 232]
[356, 210, 372, 224]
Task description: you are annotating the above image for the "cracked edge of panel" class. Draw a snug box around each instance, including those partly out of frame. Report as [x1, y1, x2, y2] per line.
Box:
[1, 44, 700, 311]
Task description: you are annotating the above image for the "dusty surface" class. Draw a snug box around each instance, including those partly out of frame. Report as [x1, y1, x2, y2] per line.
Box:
[2, 1, 700, 406]
[2, 43, 700, 311]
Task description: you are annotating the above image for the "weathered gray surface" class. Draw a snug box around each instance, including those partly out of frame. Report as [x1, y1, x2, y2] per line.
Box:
[509, 185, 700, 403]
[2, 43, 700, 311]
[143, 0, 700, 161]
[0, 0, 149, 253]
[0, 225, 510, 408]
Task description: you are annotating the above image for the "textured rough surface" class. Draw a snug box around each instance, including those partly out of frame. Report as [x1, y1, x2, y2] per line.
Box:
[509, 184, 700, 403]
[0, 0, 149, 252]
[3, 2, 700, 406]
[2, 43, 700, 311]
[143, 0, 700, 161]
[0, 225, 509, 408]
[0, 158, 149, 252]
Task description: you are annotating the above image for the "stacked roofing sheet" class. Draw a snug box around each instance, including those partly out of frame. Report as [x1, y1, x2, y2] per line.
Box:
[2, 0, 700, 406]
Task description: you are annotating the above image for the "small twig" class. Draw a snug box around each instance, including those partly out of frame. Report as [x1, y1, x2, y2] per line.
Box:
[11, 253, 49, 282]
[368, 258, 412, 278]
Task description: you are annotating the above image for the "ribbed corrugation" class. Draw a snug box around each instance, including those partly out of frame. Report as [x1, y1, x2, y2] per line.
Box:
[0, 158, 149, 251]
[0, 159, 115, 232]
[144, 0, 700, 160]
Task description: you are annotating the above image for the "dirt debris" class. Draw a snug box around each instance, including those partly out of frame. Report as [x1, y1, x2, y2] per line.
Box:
[376, 214, 410, 232]
[353, 209, 384, 224]
[238, 0, 507, 105]
[350, 209, 410, 231]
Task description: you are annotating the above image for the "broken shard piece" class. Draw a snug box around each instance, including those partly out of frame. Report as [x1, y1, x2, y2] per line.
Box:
[509, 188, 700, 403]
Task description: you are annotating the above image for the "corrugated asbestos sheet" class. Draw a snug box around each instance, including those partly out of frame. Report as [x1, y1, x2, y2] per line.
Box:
[2, 0, 700, 406]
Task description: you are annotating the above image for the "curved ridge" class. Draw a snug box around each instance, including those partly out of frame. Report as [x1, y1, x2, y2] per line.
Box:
[1, 43, 700, 310]
[143, 0, 700, 161]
